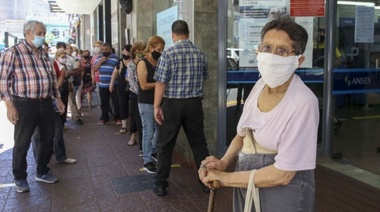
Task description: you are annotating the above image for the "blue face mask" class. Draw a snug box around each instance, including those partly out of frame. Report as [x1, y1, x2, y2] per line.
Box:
[32, 35, 45, 48]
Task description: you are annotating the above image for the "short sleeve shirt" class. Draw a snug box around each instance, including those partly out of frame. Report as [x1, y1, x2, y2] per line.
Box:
[94, 54, 119, 88]
[154, 39, 208, 99]
[237, 75, 319, 171]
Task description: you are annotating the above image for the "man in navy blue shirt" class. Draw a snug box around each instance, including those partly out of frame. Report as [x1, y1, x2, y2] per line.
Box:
[91, 43, 120, 125]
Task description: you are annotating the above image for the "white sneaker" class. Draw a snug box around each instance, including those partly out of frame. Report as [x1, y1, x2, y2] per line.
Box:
[57, 158, 77, 164]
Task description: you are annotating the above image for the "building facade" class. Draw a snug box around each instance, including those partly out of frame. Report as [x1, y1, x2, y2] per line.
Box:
[66, 0, 380, 185]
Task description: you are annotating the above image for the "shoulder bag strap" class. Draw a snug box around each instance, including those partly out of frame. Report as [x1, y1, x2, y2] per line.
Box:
[244, 170, 261, 212]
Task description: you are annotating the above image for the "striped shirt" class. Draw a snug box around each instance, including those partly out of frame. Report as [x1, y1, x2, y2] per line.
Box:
[127, 60, 139, 94]
[0, 40, 60, 100]
[154, 39, 208, 99]
[94, 54, 119, 88]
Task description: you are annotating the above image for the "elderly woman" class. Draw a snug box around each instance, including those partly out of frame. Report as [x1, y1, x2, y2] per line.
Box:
[199, 13, 319, 211]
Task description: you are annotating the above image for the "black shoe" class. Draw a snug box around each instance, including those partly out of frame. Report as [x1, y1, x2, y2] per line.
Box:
[154, 185, 167, 196]
[143, 162, 156, 174]
[199, 180, 210, 193]
[14, 179, 30, 193]
[75, 119, 84, 125]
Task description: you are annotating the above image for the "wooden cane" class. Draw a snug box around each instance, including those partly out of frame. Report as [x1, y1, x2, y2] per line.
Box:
[207, 180, 221, 212]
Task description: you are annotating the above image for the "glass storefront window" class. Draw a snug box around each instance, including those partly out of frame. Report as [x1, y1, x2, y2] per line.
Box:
[152, 0, 194, 48]
[226, 0, 328, 145]
[332, 2, 380, 175]
[225, 0, 380, 176]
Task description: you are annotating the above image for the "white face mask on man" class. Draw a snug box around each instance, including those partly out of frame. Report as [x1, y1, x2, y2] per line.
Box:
[257, 52, 301, 88]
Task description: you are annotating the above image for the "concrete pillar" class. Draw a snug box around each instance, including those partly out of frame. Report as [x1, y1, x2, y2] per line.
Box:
[178, 1, 218, 162]
[133, 0, 219, 165]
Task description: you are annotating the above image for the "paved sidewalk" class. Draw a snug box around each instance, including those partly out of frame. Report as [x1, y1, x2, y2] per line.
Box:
[0, 104, 233, 211]
[1, 99, 380, 211]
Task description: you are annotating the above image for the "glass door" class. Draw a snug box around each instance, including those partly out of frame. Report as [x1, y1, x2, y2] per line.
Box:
[224, 0, 329, 147]
[331, 1, 380, 175]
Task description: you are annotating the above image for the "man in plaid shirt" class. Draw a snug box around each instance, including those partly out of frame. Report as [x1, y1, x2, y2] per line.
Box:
[153, 20, 210, 196]
[0, 20, 65, 193]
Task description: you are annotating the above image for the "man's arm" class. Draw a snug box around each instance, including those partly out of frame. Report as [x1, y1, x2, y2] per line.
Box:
[4, 100, 18, 124]
[0, 50, 18, 124]
[154, 82, 166, 125]
[109, 67, 118, 93]
[0, 49, 15, 101]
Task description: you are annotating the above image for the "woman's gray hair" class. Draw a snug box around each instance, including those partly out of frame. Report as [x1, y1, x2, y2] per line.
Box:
[261, 11, 308, 55]
[23, 20, 45, 36]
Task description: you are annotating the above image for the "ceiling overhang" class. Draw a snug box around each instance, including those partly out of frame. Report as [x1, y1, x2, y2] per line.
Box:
[56, 0, 102, 14]
[48, 1, 65, 13]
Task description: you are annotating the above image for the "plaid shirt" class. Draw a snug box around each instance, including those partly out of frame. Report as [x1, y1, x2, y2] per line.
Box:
[0, 40, 60, 100]
[154, 39, 208, 99]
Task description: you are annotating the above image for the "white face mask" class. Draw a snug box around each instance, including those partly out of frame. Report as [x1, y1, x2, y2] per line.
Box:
[58, 58, 66, 64]
[93, 47, 100, 54]
[257, 52, 301, 88]
[71, 51, 77, 57]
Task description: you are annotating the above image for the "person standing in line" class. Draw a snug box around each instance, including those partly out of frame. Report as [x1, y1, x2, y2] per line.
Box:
[81, 50, 95, 108]
[0, 20, 65, 193]
[91, 41, 103, 106]
[137, 35, 165, 174]
[71, 44, 85, 111]
[32, 50, 76, 165]
[110, 44, 132, 133]
[91, 42, 120, 125]
[49, 49, 70, 127]
[55, 42, 70, 126]
[153, 20, 210, 196]
[55, 42, 83, 126]
[65, 43, 84, 125]
[127, 41, 146, 149]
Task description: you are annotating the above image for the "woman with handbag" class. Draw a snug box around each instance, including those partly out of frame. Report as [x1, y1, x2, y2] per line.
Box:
[199, 12, 318, 212]
[110, 45, 132, 134]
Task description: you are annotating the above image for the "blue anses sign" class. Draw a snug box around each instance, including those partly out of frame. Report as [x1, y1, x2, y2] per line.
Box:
[227, 68, 380, 94]
[332, 69, 380, 94]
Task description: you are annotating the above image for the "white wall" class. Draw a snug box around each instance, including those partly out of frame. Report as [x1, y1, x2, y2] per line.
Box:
[111, 0, 118, 14]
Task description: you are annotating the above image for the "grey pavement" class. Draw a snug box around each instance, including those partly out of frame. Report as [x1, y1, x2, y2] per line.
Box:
[1, 92, 380, 211]
[0, 95, 233, 212]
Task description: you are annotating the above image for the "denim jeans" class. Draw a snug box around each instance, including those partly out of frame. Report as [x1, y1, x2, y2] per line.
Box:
[138, 103, 158, 164]
[130, 92, 142, 151]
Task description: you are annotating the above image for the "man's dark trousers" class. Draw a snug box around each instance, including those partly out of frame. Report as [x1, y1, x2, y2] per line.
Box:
[155, 97, 209, 187]
[32, 112, 67, 162]
[99, 86, 120, 122]
[12, 98, 55, 180]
